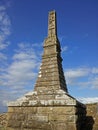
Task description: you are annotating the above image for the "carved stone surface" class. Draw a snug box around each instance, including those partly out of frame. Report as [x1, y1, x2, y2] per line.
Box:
[6, 11, 86, 130]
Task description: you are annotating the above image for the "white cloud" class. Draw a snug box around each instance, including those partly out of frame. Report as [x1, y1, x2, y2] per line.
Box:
[0, 42, 41, 111]
[78, 97, 98, 104]
[91, 77, 98, 89]
[65, 68, 89, 78]
[61, 46, 68, 53]
[0, 53, 7, 61]
[0, 4, 42, 111]
[92, 68, 98, 74]
[0, 4, 11, 50]
[65, 67, 98, 89]
[0, 5, 6, 11]
[13, 50, 37, 60]
[1, 43, 40, 88]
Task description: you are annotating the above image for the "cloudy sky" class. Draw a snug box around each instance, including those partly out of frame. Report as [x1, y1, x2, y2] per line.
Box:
[0, 0, 98, 112]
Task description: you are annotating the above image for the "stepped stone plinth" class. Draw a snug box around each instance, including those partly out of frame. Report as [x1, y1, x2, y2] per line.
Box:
[6, 11, 86, 130]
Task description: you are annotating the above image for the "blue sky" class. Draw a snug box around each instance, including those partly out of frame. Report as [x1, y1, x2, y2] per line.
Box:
[0, 0, 98, 112]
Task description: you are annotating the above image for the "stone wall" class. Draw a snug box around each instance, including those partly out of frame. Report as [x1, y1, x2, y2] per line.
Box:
[85, 103, 98, 130]
[6, 104, 85, 130]
[1, 103, 98, 130]
[6, 88, 86, 130]
[5, 103, 98, 130]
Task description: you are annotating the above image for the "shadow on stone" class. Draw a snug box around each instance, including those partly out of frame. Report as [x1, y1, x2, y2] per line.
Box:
[79, 116, 94, 130]
[84, 116, 94, 130]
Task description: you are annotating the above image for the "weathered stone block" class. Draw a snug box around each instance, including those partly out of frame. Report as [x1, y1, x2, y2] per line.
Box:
[49, 114, 77, 123]
[7, 119, 21, 128]
[50, 106, 75, 114]
[38, 107, 53, 114]
[49, 114, 67, 121]
[27, 114, 48, 122]
[46, 122, 77, 130]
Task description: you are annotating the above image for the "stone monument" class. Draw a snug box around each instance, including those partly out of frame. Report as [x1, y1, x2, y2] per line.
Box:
[6, 11, 86, 130]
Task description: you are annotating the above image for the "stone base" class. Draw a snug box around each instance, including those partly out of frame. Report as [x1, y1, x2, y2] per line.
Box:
[6, 90, 86, 130]
[7, 106, 80, 130]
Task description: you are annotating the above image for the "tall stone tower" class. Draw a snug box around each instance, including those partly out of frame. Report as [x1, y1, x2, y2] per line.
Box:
[7, 11, 86, 130]
[34, 10, 68, 97]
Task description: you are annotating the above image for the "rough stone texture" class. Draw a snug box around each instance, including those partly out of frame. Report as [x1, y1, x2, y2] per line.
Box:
[6, 11, 86, 130]
[85, 103, 98, 130]
[0, 113, 7, 129]
[1, 103, 98, 130]
[7, 104, 86, 130]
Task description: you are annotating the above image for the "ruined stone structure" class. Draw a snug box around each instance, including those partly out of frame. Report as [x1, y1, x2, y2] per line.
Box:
[6, 11, 86, 130]
[86, 103, 98, 130]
